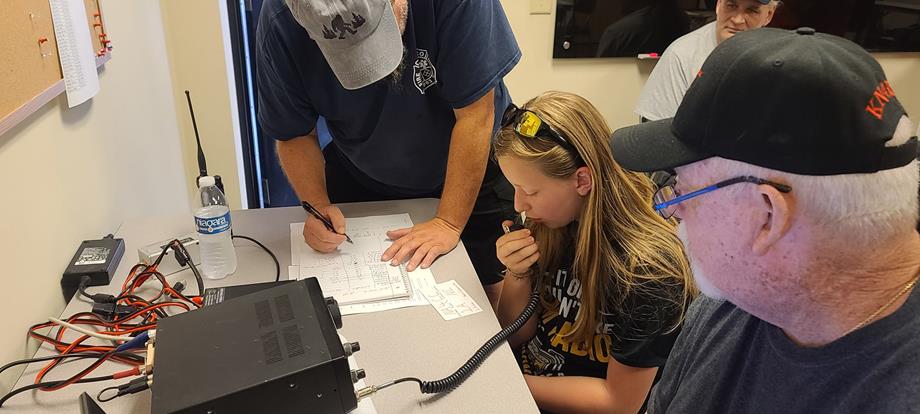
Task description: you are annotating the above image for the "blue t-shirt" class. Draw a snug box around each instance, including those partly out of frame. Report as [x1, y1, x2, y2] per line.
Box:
[649, 291, 920, 413]
[256, 0, 521, 193]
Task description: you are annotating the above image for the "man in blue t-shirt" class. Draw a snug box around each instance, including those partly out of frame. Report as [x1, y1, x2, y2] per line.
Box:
[256, 0, 521, 305]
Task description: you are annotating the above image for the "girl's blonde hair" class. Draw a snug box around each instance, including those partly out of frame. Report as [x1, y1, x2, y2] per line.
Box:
[494, 91, 696, 345]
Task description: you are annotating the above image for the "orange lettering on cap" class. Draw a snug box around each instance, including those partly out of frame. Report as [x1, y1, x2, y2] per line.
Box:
[865, 80, 896, 120]
[697, 69, 703, 78]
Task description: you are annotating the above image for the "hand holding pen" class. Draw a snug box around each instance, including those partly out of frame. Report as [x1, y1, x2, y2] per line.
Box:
[301, 201, 353, 253]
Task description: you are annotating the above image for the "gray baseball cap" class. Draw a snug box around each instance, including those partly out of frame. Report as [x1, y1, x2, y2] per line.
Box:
[285, 0, 403, 90]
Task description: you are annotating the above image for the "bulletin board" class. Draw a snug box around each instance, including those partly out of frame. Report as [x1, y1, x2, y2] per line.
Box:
[0, 0, 109, 136]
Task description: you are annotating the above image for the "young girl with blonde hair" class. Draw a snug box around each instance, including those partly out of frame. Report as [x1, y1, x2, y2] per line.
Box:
[494, 91, 694, 413]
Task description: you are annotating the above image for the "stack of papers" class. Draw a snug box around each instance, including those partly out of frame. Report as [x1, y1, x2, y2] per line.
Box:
[290, 214, 437, 315]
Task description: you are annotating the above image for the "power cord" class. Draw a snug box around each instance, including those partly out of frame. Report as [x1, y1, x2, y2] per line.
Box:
[78, 276, 115, 304]
[168, 241, 204, 295]
[232, 234, 281, 281]
[97, 376, 150, 402]
[0, 375, 114, 408]
[0, 352, 136, 379]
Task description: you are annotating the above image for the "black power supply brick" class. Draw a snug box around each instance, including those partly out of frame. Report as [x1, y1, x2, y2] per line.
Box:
[61, 235, 125, 301]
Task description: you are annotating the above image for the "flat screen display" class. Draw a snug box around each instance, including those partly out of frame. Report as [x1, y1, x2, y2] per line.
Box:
[554, 0, 920, 58]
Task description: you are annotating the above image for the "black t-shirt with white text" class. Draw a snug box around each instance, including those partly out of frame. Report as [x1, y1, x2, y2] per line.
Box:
[518, 254, 684, 379]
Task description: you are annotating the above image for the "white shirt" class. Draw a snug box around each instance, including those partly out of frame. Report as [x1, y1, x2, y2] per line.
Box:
[635, 21, 719, 121]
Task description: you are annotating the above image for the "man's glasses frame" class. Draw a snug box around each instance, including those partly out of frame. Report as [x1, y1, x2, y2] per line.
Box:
[501, 103, 584, 165]
[654, 175, 793, 219]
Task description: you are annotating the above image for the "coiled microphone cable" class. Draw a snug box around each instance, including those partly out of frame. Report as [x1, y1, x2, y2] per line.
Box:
[356, 214, 538, 398]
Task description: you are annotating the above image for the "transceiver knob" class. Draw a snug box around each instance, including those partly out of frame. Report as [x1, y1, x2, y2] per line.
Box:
[325, 296, 342, 329]
[350, 369, 366, 383]
[343, 342, 361, 356]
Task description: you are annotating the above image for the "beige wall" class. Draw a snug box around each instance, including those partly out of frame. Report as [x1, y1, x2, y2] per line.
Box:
[873, 54, 920, 120]
[500, 1, 920, 130]
[0, 0, 189, 394]
[161, 0, 247, 210]
[501, 1, 658, 131]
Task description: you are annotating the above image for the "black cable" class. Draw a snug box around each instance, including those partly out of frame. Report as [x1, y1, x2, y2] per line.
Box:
[387, 288, 541, 394]
[0, 375, 113, 408]
[381, 216, 540, 394]
[170, 240, 204, 296]
[150, 242, 172, 268]
[78, 277, 93, 302]
[186, 258, 204, 295]
[78, 276, 115, 304]
[0, 353, 107, 379]
[97, 376, 149, 402]
[1, 351, 143, 389]
[232, 234, 281, 281]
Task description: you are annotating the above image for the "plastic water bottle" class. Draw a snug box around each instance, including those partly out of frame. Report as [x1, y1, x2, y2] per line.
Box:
[194, 176, 237, 279]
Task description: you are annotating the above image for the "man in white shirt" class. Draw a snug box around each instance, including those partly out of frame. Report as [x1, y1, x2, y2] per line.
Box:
[636, 0, 779, 121]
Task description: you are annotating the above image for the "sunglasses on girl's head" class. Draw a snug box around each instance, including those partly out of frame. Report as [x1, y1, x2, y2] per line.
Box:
[501, 103, 584, 164]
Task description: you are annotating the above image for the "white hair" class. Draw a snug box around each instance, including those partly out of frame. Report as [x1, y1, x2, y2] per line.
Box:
[682, 117, 919, 248]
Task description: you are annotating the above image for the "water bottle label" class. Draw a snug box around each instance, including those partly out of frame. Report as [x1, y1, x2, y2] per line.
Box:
[195, 211, 231, 235]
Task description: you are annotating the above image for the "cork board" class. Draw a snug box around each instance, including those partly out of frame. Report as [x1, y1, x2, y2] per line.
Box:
[0, 0, 108, 134]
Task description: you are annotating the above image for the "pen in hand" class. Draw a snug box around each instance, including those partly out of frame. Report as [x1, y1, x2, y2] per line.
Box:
[300, 201, 354, 244]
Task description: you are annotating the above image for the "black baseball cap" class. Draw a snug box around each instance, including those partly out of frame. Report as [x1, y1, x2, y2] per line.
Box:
[611, 27, 918, 176]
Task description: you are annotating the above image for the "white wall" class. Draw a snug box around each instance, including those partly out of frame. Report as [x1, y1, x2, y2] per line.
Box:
[0, 0, 189, 394]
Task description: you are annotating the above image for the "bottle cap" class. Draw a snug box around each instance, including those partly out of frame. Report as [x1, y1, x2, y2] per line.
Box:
[198, 176, 215, 188]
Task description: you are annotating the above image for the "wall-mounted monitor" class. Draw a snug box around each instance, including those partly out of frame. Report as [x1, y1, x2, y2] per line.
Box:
[554, 0, 920, 58]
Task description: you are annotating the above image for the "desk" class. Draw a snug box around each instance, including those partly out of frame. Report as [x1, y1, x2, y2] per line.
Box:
[9, 199, 539, 413]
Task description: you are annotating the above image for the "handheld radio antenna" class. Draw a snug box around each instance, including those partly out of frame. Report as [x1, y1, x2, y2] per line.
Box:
[185, 90, 208, 178]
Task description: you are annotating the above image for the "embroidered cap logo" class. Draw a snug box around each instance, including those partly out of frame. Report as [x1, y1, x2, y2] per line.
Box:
[322, 12, 366, 40]
[865, 80, 896, 120]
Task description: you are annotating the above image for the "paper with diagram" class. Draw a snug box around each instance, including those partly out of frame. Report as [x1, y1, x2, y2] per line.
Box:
[422, 279, 483, 321]
[290, 214, 420, 306]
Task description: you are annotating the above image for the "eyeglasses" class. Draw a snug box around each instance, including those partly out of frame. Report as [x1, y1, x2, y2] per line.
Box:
[654, 175, 793, 219]
[501, 103, 584, 164]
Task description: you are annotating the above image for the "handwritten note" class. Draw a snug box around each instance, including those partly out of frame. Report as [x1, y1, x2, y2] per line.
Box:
[422, 280, 483, 321]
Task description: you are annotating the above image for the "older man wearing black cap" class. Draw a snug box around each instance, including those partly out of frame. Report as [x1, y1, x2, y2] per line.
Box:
[636, 0, 779, 122]
[612, 27, 920, 413]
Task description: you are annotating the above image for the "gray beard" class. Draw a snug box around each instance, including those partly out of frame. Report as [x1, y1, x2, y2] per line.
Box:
[387, 41, 408, 92]
[678, 222, 726, 300]
[388, 58, 406, 91]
